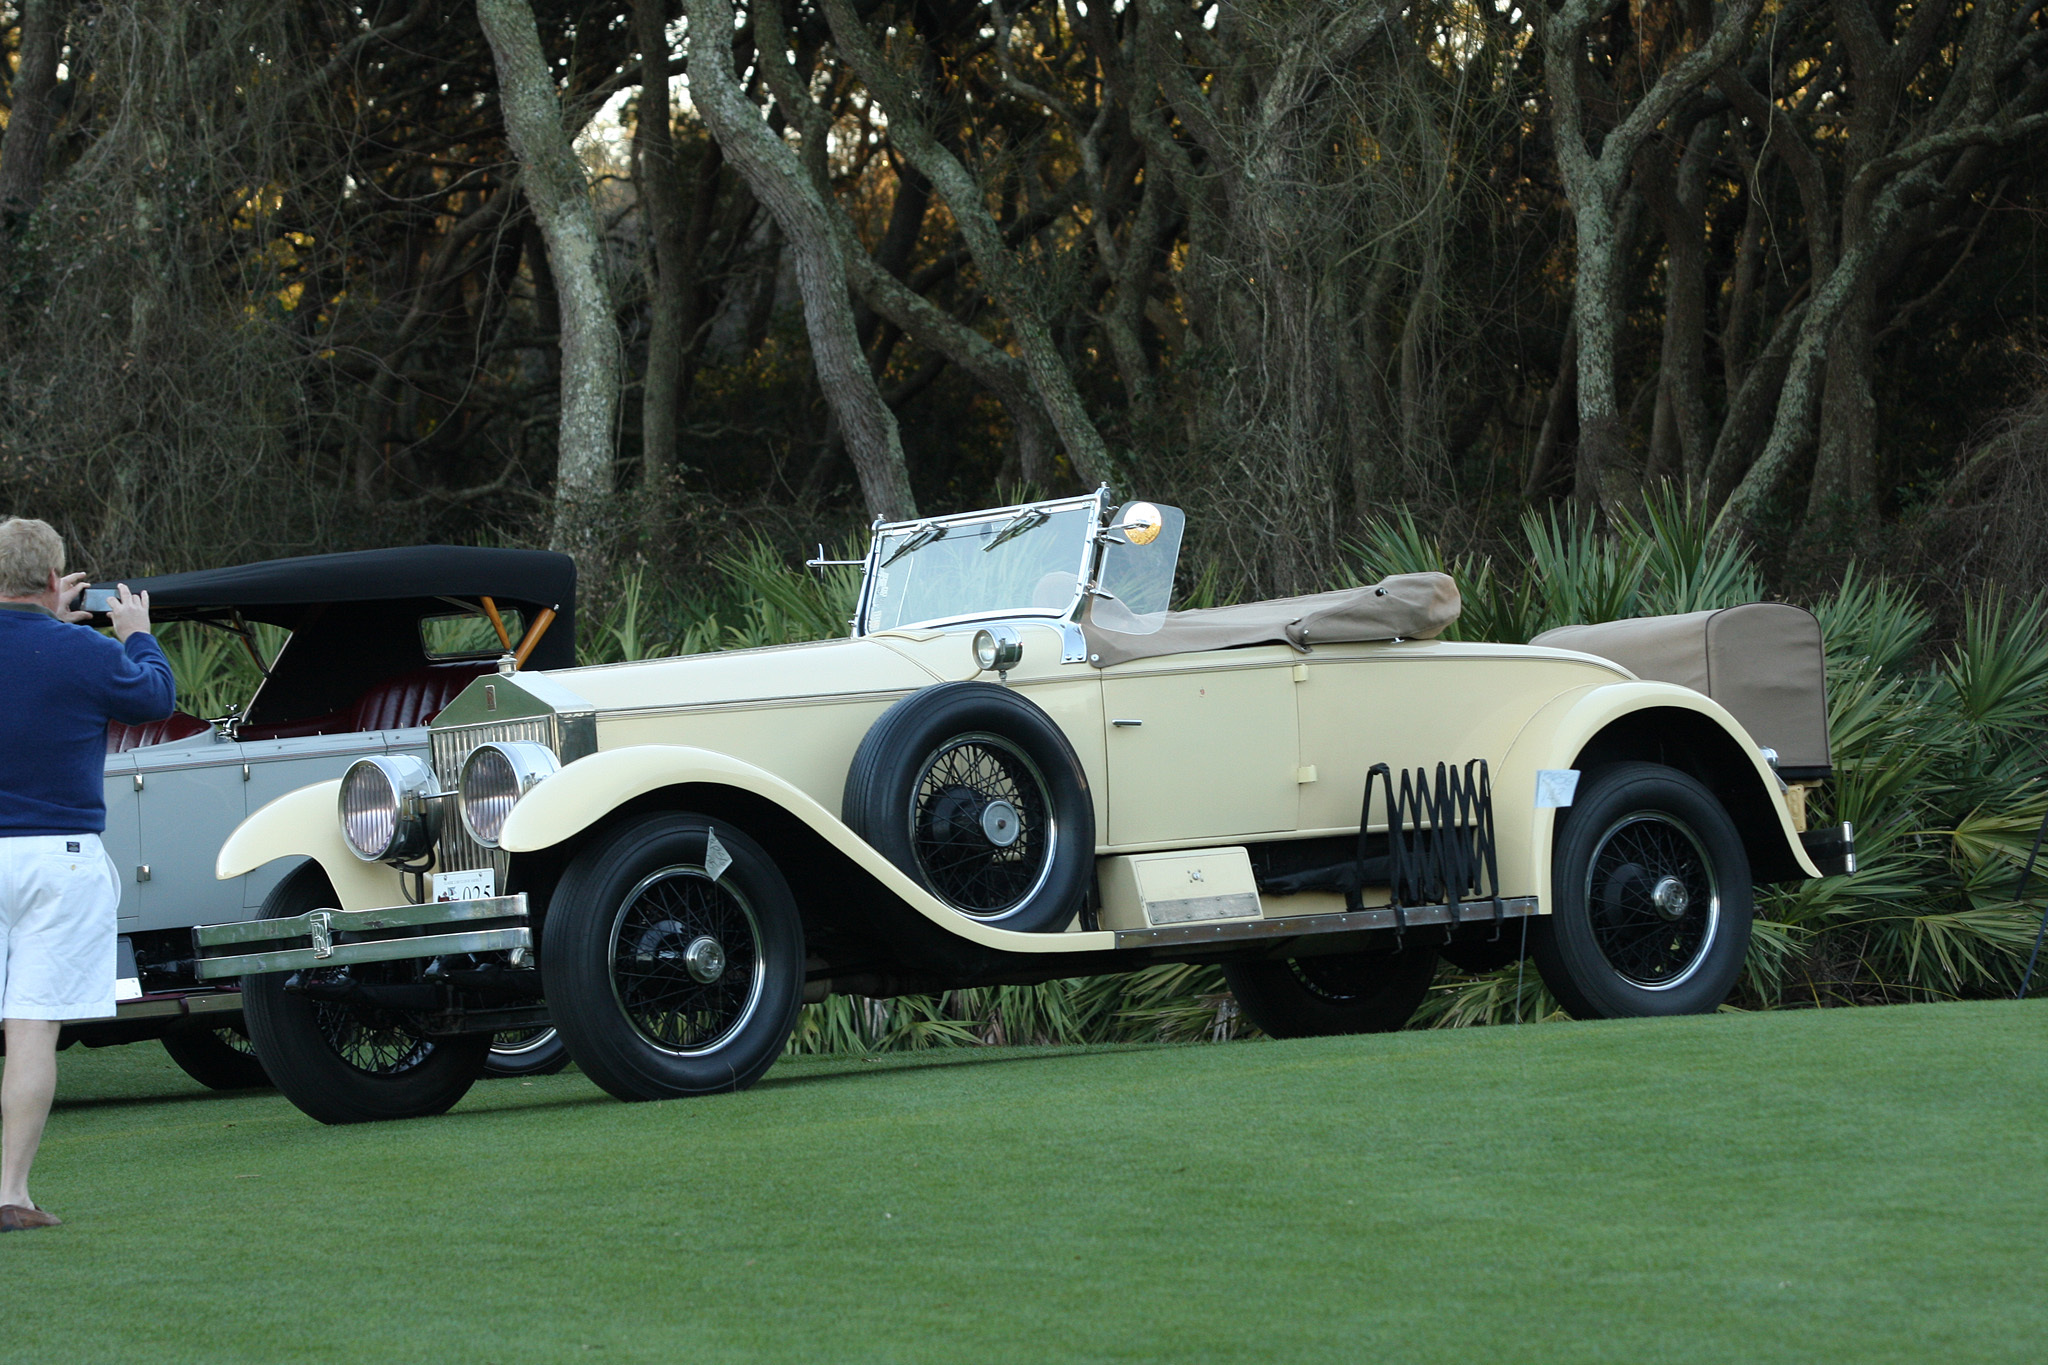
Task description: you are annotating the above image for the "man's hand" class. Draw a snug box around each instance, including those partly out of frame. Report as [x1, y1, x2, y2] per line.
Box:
[106, 583, 152, 642]
[52, 572, 92, 624]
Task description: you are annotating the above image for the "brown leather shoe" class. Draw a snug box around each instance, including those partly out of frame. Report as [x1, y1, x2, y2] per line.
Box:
[0, 1204, 61, 1231]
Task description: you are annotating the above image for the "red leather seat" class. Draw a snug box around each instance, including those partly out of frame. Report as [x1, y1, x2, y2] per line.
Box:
[236, 709, 352, 741]
[106, 712, 212, 754]
[347, 662, 497, 731]
[237, 662, 499, 741]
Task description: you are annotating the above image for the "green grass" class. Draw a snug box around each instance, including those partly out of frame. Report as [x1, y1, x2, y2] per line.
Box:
[8, 1003, 2048, 1363]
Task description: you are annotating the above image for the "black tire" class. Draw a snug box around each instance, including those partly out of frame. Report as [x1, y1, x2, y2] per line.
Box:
[484, 1026, 569, 1078]
[240, 863, 492, 1124]
[160, 1022, 272, 1091]
[842, 682, 1094, 933]
[1530, 761, 1753, 1019]
[542, 813, 804, 1103]
[1223, 946, 1440, 1038]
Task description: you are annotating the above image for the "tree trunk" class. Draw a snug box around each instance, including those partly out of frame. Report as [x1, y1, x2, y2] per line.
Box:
[1642, 118, 1717, 494]
[1539, 0, 1758, 519]
[477, 0, 622, 586]
[819, 0, 1110, 489]
[0, 0, 68, 229]
[1565, 195, 1640, 517]
[1806, 276, 1880, 533]
[1524, 318, 1579, 501]
[683, 0, 916, 521]
[1396, 224, 1443, 485]
[631, 0, 688, 545]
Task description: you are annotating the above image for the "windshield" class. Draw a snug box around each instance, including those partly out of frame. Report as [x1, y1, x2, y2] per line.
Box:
[1089, 502, 1186, 635]
[861, 504, 1094, 633]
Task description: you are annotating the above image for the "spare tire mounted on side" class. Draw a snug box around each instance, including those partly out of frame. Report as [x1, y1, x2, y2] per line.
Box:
[843, 682, 1095, 933]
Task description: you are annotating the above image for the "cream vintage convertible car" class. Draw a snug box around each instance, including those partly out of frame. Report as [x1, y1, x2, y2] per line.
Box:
[192, 490, 1851, 1124]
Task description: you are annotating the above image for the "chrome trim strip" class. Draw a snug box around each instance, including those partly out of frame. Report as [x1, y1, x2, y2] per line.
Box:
[111, 998, 185, 1020]
[195, 927, 532, 981]
[194, 894, 527, 949]
[106, 990, 242, 1021]
[593, 687, 918, 723]
[1146, 891, 1261, 925]
[1112, 895, 1540, 950]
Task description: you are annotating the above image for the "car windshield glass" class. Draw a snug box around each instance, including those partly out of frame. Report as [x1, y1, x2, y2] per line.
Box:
[152, 619, 288, 719]
[863, 504, 1093, 631]
[1090, 502, 1186, 636]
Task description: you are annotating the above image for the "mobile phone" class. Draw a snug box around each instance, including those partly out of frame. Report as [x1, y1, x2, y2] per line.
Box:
[80, 586, 120, 614]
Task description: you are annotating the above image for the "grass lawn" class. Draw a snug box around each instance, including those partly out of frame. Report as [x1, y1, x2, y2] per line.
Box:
[4, 1000, 2045, 1363]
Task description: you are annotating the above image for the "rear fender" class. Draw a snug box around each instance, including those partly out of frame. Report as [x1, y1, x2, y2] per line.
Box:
[1495, 682, 1819, 912]
[215, 780, 412, 914]
[498, 745, 1115, 956]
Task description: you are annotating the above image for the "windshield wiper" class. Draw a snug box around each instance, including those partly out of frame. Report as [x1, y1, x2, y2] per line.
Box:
[981, 507, 1049, 553]
[881, 522, 946, 568]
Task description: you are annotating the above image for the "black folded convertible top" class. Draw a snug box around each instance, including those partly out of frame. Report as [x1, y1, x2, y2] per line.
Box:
[99, 546, 573, 615]
[95, 546, 578, 676]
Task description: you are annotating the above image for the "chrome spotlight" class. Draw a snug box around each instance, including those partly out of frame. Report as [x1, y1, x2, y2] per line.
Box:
[973, 625, 1024, 677]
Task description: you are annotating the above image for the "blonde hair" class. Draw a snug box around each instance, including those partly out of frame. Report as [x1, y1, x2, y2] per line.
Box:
[0, 517, 65, 598]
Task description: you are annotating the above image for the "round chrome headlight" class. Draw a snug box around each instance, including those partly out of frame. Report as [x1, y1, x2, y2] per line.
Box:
[973, 624, 1023, 673]
[459, 741, 560, 848]
[338, 755, 439, 862]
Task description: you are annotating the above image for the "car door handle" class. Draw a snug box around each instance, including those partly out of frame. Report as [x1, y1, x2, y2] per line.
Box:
[1111, 719, 1143, 728]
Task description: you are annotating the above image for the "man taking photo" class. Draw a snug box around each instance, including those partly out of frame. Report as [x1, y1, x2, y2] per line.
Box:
[0, 516, 174, 1232]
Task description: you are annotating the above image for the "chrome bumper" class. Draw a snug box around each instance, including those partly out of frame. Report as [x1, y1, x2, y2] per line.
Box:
[192, 894, 530, 981]
[1799, 822, 1857, 878]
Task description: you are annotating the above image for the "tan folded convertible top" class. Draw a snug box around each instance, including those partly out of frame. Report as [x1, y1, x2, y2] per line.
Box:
[1082, 572, 1461, 669]
[1533, 603, 1831, 777]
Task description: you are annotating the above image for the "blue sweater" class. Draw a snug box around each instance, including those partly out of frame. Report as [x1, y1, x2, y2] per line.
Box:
[0, 603, 177, 836]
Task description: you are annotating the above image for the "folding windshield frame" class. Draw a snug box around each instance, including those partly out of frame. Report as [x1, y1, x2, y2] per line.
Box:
[852, 488, 1116, 637]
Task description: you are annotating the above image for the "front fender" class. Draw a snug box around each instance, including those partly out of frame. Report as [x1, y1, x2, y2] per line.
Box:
[498, 745, 1116, 956]
[1494, 681, 1821, 912]
[215, 780, 410, 914]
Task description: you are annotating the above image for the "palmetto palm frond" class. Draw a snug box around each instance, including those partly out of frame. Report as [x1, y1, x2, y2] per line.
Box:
[1622, 484, 1763, 616]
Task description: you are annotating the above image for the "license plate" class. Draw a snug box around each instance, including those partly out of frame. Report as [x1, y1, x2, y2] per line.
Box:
[432, 868, 497, 902]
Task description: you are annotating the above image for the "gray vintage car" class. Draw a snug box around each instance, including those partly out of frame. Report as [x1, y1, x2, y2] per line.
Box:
[69, 547, 575, 1086]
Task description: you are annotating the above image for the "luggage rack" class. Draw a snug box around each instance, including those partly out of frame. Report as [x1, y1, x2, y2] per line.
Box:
[1258, 759, 1505, 911]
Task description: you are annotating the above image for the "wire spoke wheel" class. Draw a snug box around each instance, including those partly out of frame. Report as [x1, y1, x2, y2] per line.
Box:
[845, 684, 1094, 933]
[239, 865, 491, 1123]
[1583, 812, 1721, 990]
[1225, 947, 1440, 1037]
[491, 1026, 554, 1054]
[313, 998, 436, 1076]
[160, 1021, 272, 1090]
[607, 865, 765, 1056]
[1533, 763, 1753, 1020]
[907, 732, 1056, 916]
[546, 815, 803, 1101]
[1286, 953, 1406, 1003]
[484, 1023, 568, 1078]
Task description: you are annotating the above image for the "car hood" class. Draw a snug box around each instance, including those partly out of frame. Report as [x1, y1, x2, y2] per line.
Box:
[525, 634, 950, 714]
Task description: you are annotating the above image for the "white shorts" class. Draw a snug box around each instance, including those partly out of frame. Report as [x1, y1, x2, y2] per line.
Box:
[0, 833, 120, 1021]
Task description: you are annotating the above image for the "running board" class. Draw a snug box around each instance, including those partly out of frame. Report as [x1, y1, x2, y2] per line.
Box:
[192, 894, 530, 981]
[1112, 895, 1539, 951]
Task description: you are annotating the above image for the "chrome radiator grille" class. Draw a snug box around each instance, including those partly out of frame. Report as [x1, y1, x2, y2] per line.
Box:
[431, 716, 557, 873]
